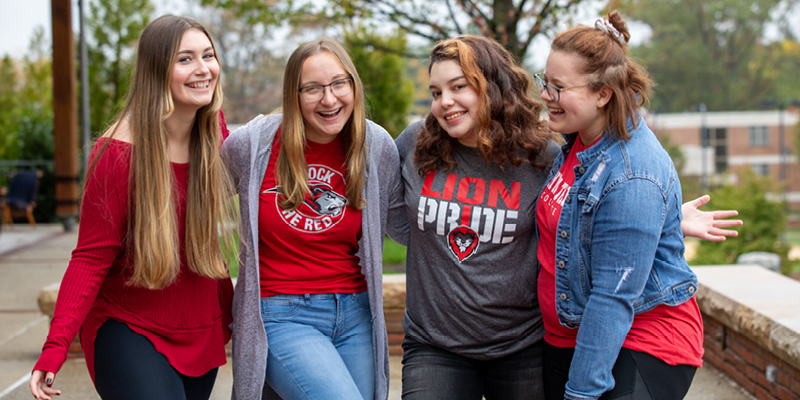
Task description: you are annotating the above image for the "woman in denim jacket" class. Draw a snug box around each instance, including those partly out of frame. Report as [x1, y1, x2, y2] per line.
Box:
[535, 11, 706, 400]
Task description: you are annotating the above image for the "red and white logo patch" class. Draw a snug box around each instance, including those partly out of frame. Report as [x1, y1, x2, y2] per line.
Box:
[448, 225, 479, 262]
[263, 164, 348, 234]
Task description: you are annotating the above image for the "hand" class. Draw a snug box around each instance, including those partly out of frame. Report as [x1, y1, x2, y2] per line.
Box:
[681, 195, 743, 242]
[30, 370, 61, 400]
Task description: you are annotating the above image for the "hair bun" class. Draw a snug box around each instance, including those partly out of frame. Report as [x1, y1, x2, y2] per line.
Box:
[594, 19, 625, 42]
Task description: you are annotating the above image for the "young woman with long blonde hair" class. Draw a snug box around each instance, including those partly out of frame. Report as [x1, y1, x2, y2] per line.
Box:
[30, 14, 237, 400]
[222, 37, 404, 400]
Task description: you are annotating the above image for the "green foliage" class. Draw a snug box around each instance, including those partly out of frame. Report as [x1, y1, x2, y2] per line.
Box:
[0, 27, 56, 222]
[691, 170, 790, 272]
[383, 236, 408, 265]
[86, 0, 153, 133]
[617, 0, 800, 112]
[345, 28, 414, 138]
[202, 0, 592, 60]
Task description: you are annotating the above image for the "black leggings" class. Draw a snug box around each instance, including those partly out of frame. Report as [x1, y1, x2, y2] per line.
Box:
[543, 343, 696, 400]
[94, 319, 218, 400]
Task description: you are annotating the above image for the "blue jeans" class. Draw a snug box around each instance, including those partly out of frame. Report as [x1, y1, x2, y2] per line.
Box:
[261, 292, 375, 400]
[401, 336, 544, 400]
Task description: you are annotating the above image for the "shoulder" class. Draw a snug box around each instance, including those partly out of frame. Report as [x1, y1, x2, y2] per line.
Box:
[101, 119, 133, 144]
[224, 114, 282, 152]
[395, 120, 424, 157]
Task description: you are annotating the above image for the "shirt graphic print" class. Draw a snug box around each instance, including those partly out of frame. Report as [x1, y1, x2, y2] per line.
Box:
[416, 170, 520, 262]
[263, 164, 349, 233]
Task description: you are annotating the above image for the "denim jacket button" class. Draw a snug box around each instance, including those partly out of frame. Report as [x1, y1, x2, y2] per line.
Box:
[566, 322, 575, 328]
[688, 286, 695, 294]
[578, 167, 585, 174]
[566, 195, 571, 203]
[559, 293, 567, 301]
[558, 261, 565, 269]
[560, 231, 568, 238]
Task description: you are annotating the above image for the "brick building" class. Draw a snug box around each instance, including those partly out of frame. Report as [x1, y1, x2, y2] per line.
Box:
[647, 110, 800, 212]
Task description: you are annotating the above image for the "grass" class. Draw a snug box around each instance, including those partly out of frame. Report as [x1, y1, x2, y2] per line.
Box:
[383, 237, 408, 265]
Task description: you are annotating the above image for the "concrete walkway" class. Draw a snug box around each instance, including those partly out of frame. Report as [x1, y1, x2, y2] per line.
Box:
[0, 224, 753, 399]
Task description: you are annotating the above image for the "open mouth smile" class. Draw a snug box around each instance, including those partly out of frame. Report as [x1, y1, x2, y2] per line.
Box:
[187, 80, 210, 89]
[318, 108, 342, 119]
[444, 111, 466, 120]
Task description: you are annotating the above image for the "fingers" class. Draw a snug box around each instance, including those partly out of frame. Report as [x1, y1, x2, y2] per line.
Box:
[710, 210, 740, 219]
[713, 219, 743, 229]
[30, 370, 60, 400]
[710, 227, 739, 237]
[688, 195, 711, 208]
[30, 370, 43, 398]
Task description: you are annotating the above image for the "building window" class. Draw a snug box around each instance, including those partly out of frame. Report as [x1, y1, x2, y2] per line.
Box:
[749, 126, 768, 147]
[711, 128, 727, 172]
[752, 164, 770, 176]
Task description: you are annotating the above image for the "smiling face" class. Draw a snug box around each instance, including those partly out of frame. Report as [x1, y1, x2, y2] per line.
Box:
[542, 51, 610, 144]
[299, 52, 355, 144]
[169, 28, 219, 114]
[429, 59, 481, 147]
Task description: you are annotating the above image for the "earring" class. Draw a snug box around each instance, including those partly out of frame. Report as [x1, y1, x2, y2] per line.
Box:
[597, 101, 603, 106]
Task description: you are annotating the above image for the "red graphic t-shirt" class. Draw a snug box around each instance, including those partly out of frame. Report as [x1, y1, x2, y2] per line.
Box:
[258, 129, 366, 297]
[536, 137, 703, 367]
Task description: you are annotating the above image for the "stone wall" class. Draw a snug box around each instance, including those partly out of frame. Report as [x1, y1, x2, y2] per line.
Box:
[694, 265, 800, 400]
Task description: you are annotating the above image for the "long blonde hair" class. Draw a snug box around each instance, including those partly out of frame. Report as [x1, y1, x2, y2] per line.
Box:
[89, 15, 237, 289]
[276, 37, 366, 210]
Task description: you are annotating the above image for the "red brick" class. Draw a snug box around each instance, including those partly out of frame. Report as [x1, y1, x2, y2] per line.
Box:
[775, 384, 799, 400]
[388, 344, 403, 356]
[790, 376, 800, 395]
[776, 368, 793, 388]
[754, 384, 780, 400]
[749, 364, 773, 390]
[727, 348, 750, 373]
[703, 350, 724, 370]
[726, 362, 757, 395]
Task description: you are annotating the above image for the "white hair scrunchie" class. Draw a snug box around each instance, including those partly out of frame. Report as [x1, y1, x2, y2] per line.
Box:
[594, 19, 624, 42]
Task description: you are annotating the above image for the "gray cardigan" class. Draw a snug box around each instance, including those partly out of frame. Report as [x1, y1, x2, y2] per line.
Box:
[221, 114, 405, 400]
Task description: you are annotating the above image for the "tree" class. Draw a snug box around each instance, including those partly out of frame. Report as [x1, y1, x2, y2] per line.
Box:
[0, 27, 56, 222]
[691, 170, 790, 272]
[615, 0, 800, 112]
[188, 2, 285, 123]
[203, 0, 591, 60]
[86, 0, 153, 133]
[345, 28, 414, 137]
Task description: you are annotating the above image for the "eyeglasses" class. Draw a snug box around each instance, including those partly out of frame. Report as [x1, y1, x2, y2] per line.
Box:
[298, 77, 354, 103]
[534, 73, 588, 102]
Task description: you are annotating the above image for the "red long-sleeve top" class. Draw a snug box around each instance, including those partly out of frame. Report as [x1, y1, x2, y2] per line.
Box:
[33, 137, 234, 381]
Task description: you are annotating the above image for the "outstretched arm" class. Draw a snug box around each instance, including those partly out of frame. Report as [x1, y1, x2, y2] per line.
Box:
[681, 195, 743, 242]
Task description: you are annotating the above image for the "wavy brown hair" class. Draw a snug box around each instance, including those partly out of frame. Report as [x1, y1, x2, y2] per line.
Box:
[415, 35, 552, 176]
[276, 37, 366, 210]
[550, 10, 653, 141]
[88, 15, 237, 289]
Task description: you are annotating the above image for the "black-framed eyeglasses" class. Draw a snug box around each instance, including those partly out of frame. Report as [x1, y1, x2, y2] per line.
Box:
[534, 73, 587, 102]
[298, 77, 354, 103]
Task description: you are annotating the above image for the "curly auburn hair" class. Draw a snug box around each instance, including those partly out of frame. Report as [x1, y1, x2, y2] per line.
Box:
[414, 35, 553, 176]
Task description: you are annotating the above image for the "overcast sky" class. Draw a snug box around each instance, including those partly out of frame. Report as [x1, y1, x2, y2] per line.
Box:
[2, 0, 795, 68]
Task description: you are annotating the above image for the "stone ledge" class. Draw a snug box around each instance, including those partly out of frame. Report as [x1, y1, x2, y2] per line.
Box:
[693, 265, 800, 372]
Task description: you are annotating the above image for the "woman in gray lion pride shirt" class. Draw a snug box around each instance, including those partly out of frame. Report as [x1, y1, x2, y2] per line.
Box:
[388, 35, 741, 400]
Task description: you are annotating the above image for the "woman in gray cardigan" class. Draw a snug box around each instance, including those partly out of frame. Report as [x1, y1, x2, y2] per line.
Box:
[221, 38, 405, 400]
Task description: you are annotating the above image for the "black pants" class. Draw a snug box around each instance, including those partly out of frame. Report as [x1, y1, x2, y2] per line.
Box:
[401, 336, 544, 400]
[94, 319, 218, 400]
[543, 342, 696, 400]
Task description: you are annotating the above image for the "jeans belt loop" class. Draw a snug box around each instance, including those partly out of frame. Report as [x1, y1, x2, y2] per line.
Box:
[304, 293, 311, 305]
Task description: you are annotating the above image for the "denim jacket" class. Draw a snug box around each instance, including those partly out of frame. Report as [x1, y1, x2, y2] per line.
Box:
[546, 116, 698, 400]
